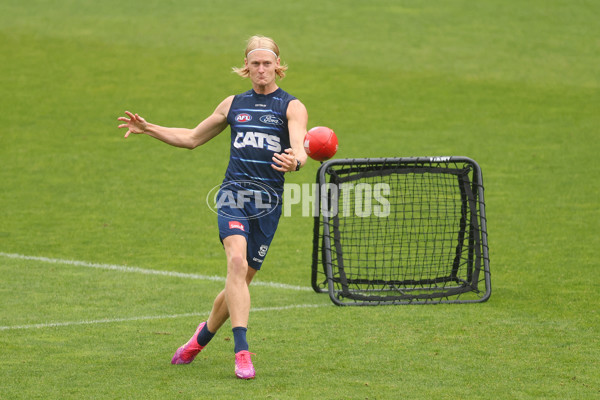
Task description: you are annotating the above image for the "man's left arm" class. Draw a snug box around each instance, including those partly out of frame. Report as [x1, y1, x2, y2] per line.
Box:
[272, 99, 308, 172]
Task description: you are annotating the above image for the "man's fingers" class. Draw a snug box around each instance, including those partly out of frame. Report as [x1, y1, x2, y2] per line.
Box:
[120, 112, 139, 138]
[273, 151, 293, 161]
[272, 154, 293, 172]
[272, 154, 291, 165]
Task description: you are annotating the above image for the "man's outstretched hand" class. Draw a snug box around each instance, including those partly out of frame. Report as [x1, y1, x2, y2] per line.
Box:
[117, 111, 148, 138]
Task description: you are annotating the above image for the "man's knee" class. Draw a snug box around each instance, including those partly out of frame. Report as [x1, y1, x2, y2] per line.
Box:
[227, 253, 248, 276]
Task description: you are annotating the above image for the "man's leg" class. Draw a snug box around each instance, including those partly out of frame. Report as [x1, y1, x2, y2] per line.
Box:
[206, 266, 257, 333]
[222, 235, 252, 329]
[171, 237, 256, 365]
[221, 235, 257, 379]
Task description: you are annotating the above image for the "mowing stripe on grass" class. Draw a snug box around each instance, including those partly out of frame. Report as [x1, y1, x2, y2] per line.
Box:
[0, 303, 327, 331]
[0, 252, 312, 291]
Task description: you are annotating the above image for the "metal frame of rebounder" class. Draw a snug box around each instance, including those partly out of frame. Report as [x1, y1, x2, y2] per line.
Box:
[311, 157, 491, 306]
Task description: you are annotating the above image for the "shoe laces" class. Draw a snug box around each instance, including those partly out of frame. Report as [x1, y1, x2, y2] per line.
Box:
[236, 351, 256, 369]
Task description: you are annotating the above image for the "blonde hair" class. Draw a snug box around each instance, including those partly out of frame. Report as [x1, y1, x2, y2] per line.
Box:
[232, 35, 288, 79]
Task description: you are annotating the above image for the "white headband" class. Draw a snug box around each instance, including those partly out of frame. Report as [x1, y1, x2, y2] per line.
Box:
[246, 48, 278, 58]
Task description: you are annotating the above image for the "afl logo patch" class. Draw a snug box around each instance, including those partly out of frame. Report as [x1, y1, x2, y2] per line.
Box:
[235, 113, 252, 123]
[260, 114, 284, 125]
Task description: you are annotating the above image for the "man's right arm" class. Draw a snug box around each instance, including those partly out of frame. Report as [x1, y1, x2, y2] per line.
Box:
[118, 96, 233, 149]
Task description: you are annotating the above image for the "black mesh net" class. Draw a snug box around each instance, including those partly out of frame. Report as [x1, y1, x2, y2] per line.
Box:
[312, 158, 490, 305]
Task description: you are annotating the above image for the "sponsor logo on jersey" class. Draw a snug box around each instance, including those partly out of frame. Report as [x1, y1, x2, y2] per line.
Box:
[255, 103, 267, 108]
[229, 221, 245, 231]
[233, 131, 281, 152]
[235, 113, 252, 123]
[259, 114, 284, 126]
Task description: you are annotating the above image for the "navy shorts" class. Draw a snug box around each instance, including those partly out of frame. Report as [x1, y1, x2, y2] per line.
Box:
[217, 188, 282, 270]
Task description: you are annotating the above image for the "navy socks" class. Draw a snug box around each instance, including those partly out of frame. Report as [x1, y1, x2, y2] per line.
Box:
[195, 323, 249, 353]
[232, 326, 249, 353]
[196, 322, 215, 347]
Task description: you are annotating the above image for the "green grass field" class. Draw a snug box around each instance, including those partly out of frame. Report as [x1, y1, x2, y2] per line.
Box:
[1, 0, 598, 398]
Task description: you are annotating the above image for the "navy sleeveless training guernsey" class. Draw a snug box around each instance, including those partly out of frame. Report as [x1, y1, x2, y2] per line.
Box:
[224, 88, 296, 198]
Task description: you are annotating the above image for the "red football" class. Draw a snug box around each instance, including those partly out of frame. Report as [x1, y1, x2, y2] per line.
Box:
[304, 126, 338, 162]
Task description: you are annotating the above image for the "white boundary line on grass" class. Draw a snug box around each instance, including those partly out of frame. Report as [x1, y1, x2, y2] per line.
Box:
[0, 304, 327, 331]
[0, 252, 312, 292]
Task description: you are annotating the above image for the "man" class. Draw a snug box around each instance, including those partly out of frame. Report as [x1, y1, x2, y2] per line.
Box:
[117, 35, 308, 379]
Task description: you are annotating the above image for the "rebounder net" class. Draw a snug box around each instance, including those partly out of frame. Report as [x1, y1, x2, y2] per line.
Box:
[312, 157, 491, 305]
